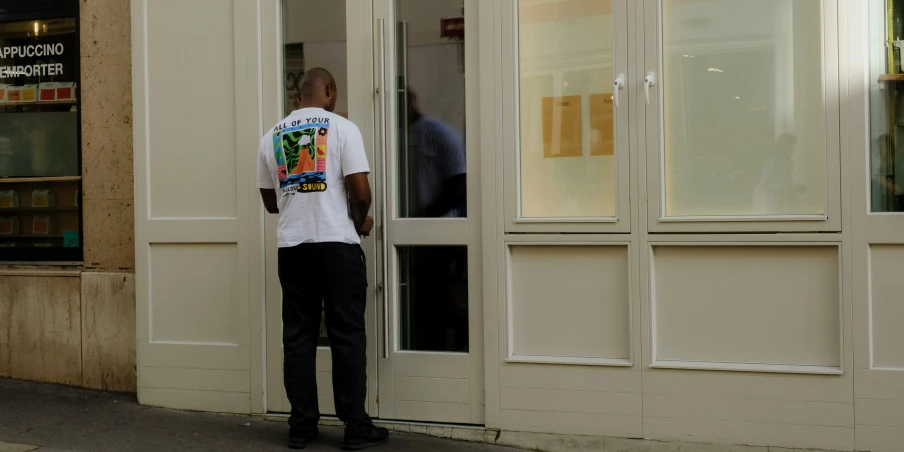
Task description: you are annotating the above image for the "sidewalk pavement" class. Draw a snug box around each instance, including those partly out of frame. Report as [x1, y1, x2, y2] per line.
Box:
[0, 378, 521, 452]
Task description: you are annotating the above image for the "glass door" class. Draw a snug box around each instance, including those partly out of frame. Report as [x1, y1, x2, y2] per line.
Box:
[373, 0, 484, 424]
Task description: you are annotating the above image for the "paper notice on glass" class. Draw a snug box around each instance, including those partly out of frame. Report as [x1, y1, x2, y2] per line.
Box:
[590, 93, 615, 156]
[542, 95, 582, 158]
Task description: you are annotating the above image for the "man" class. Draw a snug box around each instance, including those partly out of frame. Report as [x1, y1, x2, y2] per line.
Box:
[403, 85, 467, 218]
[257, 67, 389, 451]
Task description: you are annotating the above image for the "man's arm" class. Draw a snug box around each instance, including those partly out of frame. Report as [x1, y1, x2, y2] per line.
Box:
[259, 189, 279, 214]
[341, 123, 374, 235]
[345, 173, 373, 235]
[256, 136, 279, 214]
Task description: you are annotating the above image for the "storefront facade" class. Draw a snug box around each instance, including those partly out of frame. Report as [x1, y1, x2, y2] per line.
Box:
[4, 0, 900, 451]
[130, 0, 903, 451]
[0, 0, 135, 393]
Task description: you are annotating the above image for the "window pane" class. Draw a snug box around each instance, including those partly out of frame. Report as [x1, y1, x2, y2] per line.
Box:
[518, 0, 616, 218]
[282, 0, 348, 119]
[0, 17, 81, 256]
[870, 0, 903, 212]
[397, 0, 467, 218]
[662, 0, 826, 217]
[399, 246, 469, 352]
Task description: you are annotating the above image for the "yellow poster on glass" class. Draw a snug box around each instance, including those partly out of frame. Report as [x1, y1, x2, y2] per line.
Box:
[590, 93, 614, 156]
[542, 95, 582, 158]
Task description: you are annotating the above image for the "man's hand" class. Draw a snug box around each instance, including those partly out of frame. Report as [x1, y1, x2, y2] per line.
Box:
[357, 216, 374, 236]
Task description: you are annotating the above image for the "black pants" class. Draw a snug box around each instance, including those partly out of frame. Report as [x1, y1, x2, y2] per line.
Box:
[279, 242, 373, 429]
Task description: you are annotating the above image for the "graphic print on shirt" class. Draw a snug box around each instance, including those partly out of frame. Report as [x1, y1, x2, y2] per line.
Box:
[273, 122, 330, 193]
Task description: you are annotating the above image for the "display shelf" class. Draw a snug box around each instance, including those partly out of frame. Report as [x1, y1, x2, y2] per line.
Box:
[879, 74, 904, 82]
[0, 234, 64, 239]
[0, 100, 77, 106]
[0, 176, 81, 183]
[0, 206, 79, 211]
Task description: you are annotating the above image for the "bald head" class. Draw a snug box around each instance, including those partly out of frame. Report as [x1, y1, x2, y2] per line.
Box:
[299, 67, 337, 112]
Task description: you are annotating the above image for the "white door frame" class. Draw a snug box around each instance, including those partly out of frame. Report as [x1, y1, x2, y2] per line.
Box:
[263, 0, 380, 417]
[372, 0, 484, 424]
[262, 0, 484, 424]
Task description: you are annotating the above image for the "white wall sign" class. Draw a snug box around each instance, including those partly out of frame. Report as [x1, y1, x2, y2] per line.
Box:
[0, 43, 67, 79]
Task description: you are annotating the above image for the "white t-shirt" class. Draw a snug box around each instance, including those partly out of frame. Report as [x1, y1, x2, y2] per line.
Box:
[256, 108, 371, 247]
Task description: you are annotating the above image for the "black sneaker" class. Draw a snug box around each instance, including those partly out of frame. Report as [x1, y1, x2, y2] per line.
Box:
[287, 425, 319, 449]
[342, 425, 389, 451]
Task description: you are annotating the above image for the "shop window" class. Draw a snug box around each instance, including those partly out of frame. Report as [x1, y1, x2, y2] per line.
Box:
[871, 0, 904, 213]
[660, 0, 826, 217]
[517, 0, 617, 219]
[0, 2, 81, 262]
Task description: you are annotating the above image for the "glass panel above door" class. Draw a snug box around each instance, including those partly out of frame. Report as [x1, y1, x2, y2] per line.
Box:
[660, 0, 826, 218]
[282, 0, 348, 119]
[518, 0, 617, 219]
[396, 0, 467, 219]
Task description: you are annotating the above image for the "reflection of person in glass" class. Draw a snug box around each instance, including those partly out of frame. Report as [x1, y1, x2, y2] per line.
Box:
[401, 85, 469, 352]
[404, 85, 466, 218]
[752, 133, 806, 214]
[873, 133, 903, 211]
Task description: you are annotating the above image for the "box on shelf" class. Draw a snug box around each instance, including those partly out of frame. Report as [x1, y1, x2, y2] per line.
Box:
[32, 216, 55, 235]
[39, 82, 59, 101]
[31, 189, 55, 208]
[0, 216, 19, 235]
[34, 242, 52, 247]
[63, 230, 78, 248]
[56, 82, 76, 101]
[0, 190, 18, 208]
[0, 242, 16, 247]
[0, 84, 11, 103]
[20, 85, 37, 102]
[0, 138, 12, 175]
[6, 86, 22, 102]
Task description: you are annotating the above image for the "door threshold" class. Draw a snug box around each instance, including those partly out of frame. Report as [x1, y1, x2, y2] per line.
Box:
[264, 412, 487, 431]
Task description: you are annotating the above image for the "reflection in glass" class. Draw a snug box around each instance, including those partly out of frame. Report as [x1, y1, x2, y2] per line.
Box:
[518, 0, 616, 218]
[662, 0, 825, 217]
[397, 0, 467, 218]
[870, 0, 904, 212]
[399, 246, 468, 352]
[0, 17, 80, 255]
[0, 17, 78, 179]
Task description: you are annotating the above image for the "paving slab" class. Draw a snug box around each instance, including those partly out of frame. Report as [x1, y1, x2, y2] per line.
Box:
[0, 442, 38, 452]
[0, 378, 520, 452]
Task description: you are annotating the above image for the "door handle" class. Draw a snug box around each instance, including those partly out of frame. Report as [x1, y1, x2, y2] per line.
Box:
[613, 73, 625, 107]
[644, 71, 656, 104]
[376, 18, 390, 360]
